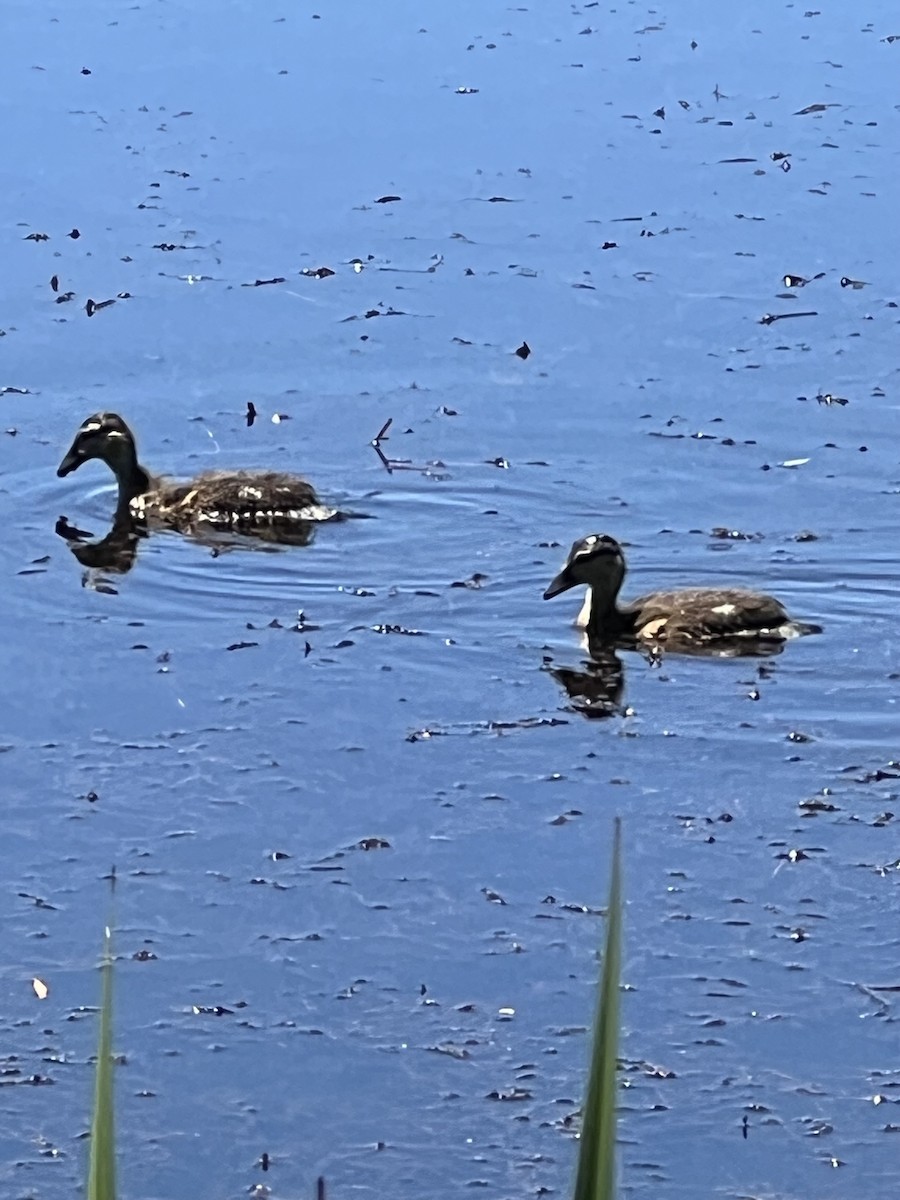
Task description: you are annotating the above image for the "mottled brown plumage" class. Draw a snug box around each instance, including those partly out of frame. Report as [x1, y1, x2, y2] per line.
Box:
[58, 412, 343, 534]
[544, 533, 820, 653]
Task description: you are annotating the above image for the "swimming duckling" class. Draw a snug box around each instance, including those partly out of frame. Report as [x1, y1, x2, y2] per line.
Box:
[544, 533, 820, 652]
[57, 412, 345, 536]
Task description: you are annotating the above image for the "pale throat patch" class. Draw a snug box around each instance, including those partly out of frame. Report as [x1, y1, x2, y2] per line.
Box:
[576, 588, 592, 627]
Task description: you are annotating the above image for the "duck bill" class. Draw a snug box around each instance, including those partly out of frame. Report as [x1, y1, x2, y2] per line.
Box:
[57, 443, 84, 477]
[543, 565, 577, 600]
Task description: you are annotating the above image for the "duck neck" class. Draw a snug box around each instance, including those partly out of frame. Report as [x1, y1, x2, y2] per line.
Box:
[112, 451, 152, 514]
[582, 575, 626, 639]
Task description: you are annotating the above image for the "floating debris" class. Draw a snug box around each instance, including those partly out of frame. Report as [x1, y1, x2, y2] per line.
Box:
[371, 417, 392, 448]
[794, 103, 835, 115]
[85, 298, 116, 317]
[759, 310, 817, 325]
[486, 1087, 531, 1101]
[428, 1043, 470, 1059]
[817, 392, 849, 407]
[783, 272, 824, 288]
[709, 527, 762, 541]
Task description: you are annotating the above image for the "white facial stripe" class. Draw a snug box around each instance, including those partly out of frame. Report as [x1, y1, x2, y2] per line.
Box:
[81, 420, 102, 433]
[106, 429, 126, 440]
[575, 542, 617, 560]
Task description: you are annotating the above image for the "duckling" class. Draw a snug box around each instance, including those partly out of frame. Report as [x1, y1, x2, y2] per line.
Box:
[57, 412, 345, 535]
[544, 533, 821, 652]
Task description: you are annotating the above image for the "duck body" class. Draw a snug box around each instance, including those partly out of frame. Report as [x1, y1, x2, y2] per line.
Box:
[58, 412, 344, 536]
[126, 469, 340, 530]
[544, 533, 820, 654]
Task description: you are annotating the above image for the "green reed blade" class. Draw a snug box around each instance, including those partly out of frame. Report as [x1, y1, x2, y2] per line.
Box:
[573, 818, 623, 1200]
[87, 920, 117, 1200]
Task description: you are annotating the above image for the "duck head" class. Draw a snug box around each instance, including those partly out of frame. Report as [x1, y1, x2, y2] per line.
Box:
[543, 533, 626, 600]
[57, 412, 140, 479]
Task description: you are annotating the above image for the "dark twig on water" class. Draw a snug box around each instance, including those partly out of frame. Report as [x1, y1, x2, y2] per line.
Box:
[370, 417, 394, 472]
[369, 417, 450, 478]
[372, 417, 393, 445]
[759, 310, 818, 326]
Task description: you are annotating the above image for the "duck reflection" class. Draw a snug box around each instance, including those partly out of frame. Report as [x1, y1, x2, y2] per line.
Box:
[545, 643, 626, 720]
[56, 513, 145, 575]
[55, 510, 319, 584]
[545, 617, 795, 720]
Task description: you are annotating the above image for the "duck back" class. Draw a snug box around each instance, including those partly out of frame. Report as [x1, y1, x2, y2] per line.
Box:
[132, 470, 341, 529]
[624, 586, 811, 643]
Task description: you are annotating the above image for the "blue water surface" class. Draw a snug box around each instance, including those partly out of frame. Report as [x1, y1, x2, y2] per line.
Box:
[2, 3, 899, 1198]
